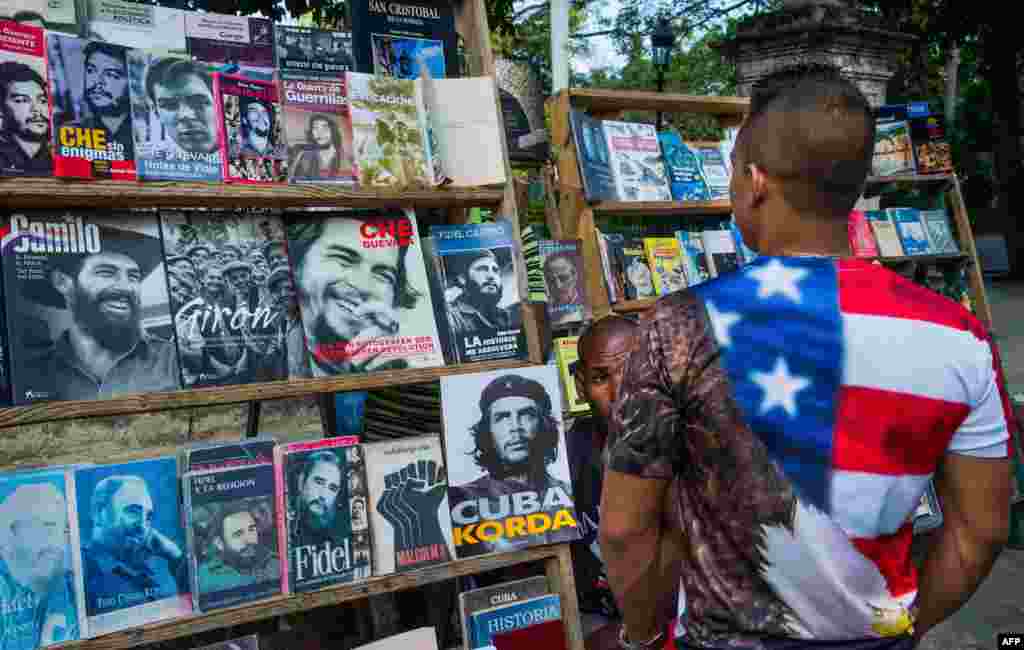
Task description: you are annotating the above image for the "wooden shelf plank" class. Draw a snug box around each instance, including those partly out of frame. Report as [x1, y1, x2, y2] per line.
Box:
[0, 178, 506, 210]
[0, 358, 532, 429]
[52, 545, 562, 650]
[567, 88, 749, 116]
[612, 298, 657, 313]
[865, 173, 954, 185]
[867, 253, 969, 264]
[592, 199, 733, 216]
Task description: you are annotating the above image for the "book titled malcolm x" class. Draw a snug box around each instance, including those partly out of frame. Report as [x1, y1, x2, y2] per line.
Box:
[274, 437, 372, 593]
[0, 467, 84, 648]
[274, 26, 353, 81]
[1, 211, 180, 405]
[160, 210, 295, 388]
[0, 21, 51, 178]
[183, 463, 281, 611]
[349, 0, 457, 79]
[46, 34, 136, 180]
[186, 14, 275, 81]
[285, 209, 445, 376]
[281, 77, 357, 184]
[215, 74, 287, 184]
[427, 221, 525, 364]
[71, 457, 192, 637]
[440, 365, 580, 559]
[362, 435, 455, 576]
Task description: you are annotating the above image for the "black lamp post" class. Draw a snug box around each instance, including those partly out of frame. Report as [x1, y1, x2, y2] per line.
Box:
[652, 16, 676, 132]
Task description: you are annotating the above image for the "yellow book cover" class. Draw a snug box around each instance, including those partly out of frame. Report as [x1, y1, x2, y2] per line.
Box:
[554, 336, 589, 414]
[643, 237, 688, 296]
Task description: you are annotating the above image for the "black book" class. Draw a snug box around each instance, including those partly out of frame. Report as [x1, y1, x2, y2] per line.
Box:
[349, 0, 457, 79]
[274, 26, 354, 81]
[569, 109, 616, 202]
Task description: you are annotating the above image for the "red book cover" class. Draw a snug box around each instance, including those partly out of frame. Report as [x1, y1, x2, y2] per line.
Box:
[848, 209, 879, 257]
[0, 20, 52, 178]
[492, 620, 567, 650]
[213, 72, 287, 183]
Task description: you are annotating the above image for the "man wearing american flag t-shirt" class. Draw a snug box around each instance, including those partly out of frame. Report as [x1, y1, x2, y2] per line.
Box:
[599, 64, 1016, 650]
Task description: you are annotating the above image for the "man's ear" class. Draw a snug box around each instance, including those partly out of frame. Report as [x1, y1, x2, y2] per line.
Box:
[50, 269, 73, 302]
[748, 163, 770, 208]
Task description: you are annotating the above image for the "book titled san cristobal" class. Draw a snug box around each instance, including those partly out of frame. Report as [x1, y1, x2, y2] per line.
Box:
[183, 463, 281, 611]
[350, 0, 457, 79]
[363, 435, 455, 575]
[274, 437, 372, 593]
[427, 221, 525, 364]
[0, 468, 82, 648]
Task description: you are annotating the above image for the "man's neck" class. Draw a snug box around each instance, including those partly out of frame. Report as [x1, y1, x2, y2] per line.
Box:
[11, 133, 42, 158]
[247, 133, 269, 153]
[318, 145, 335, 163]
[99, 113, 126, 138]
[757, 208, 851, 258]
[67, 322, 138, 382]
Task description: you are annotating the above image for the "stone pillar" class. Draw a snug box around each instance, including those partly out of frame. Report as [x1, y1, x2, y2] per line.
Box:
[713, 1, 916, 107]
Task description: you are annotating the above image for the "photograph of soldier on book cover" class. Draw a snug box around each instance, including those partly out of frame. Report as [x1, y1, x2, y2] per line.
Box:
[282, 78, 355, 184]
[2, 211, 180, 405]
[370, 34, 444, 80]
[441, 366, 580, 559]
[274, 26, 353, 81]
[0, 20, 51, 177]
[216, 74, 286, 183]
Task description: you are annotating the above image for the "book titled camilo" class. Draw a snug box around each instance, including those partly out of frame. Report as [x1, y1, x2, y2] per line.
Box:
[468, 594, 561, 650]
[285, 209, 445, 376]
[282, 77, 356, 184]
[602, 120, 671, 201]
[0, 468, 83, 648]
[215, 74, 287, 184]
[428, 221, 525, 364]
[1, 211, 181, 405]
[0, 20, 51, 178]
[46, 34, 136, 180]
[274, 437, 372, 593]
[441, 365, 580, 559]
[362, 435, 455, 575]
[183, 464, 281, 611]
[72, 457, 192, 637]
[538, 239, 589, 327]
[350, 0, 457, 79]
[458, 576, 551, 650]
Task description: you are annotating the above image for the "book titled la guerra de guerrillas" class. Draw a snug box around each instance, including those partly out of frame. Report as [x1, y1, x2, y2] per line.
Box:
[274, 437, 372, 593]
[282, 77, 357, 184]
[363, 435, 455, 575]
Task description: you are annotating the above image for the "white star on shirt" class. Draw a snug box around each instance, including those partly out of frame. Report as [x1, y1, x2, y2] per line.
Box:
[705, 300, 742, 347]
[751, 357, 811, 418]
[748, 259, 809, 303]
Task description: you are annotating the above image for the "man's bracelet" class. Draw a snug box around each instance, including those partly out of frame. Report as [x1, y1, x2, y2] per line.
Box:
[618, 625, 665, 650]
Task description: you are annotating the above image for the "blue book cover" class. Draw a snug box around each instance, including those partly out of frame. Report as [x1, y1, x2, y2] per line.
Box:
[675, 231, 712, 286]
[350, 0, 457, 79]
[887, 207, 930, 255]
[658, 132, 711, 201]
[428, 221, 525, 364]
[468, 594, 561, 650]
[690, 142, 731, 200]
[0, 468, 81, 649]
[184, 464, 281, 612]
[73, 457, 192, 637]
[569, 110, 616, 201]
[728, 217, 757, 265]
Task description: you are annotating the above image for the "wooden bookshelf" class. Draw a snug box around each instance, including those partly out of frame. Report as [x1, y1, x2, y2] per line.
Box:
[865, 173, 954, 186]
[868, 253, 970, 264]
[566, 88, 749, 120]
[51, 545, 580, 650]
[611, 298, 657, 314]
[592, 199, 733, 216]
[0, 178, 506, 210]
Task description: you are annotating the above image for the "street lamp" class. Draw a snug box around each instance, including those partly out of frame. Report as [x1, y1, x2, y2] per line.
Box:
[652, 16, 676, 132]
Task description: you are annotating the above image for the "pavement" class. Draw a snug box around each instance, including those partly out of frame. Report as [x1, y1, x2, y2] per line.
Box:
[913, 278, 1024, 649]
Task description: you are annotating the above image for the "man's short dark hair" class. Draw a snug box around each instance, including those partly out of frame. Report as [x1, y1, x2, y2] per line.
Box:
[11, 10, 44, 24]
[0, 62, 45, 105]
[542, 252, 577, 276]
[286, 218, 420, 310]
[90, 475, 147, 527]
[470, 382, 560, 475]
[214, 501, 255, 542]
[738, 63, 874, 219]
[82, 41, 126, 69]
[306, 113, 341, 149]
[145, 58, 213, 106]
[298, 450, 345, 488]
[240, 95, 275, 132]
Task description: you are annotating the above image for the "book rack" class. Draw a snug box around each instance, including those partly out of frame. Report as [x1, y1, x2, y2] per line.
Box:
[0, 1, 584, 649]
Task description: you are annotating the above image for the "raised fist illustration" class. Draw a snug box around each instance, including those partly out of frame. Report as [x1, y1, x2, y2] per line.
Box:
[377, 460, 451, 563]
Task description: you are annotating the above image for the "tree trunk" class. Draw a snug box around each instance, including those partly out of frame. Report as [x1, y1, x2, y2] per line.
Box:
[944, 46, 960, 126]
[986, 25, 1023, 275]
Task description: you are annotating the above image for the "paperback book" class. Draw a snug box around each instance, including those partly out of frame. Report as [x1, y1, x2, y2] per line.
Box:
[553, 336, 588, 415]
[468, 594, 561, 650]
[872, 120, 916, 177]
[520, 223, 548, 303]
[73, 457, 192, 637]
[81, 0, 186, 54]
[350, 0, 457, 79]
[0, 468, 82, 648]
[0, 20, 51, 178]
[495, 58, 548, 163]
[419, 75, 505, 187]
[282, 78, 356, 184]
[658, 133, 710, 201]
[866, 210, 905, 257]
[185, 14, 275, 81]
[183, 463, 281, 611]
[599, 231, 626, 303]
[215, 73, 287, 183]
[0, 0, 77, 32]
[427, 221, 525, 364]
[848, 209, 879, 257]
[701, 229, 740, 278]
[920, 209, 959, 254]
[362, 435, 455, 575]
[643, 236, 688, 296]
[274, 437, 372, 593]
[182, 437, 277, 473]
[689, 141, 731, 200]
[539, 239, 588, 327]
[441, 364, 580, 559]
[569, 109, 615, 202]
[675, 231, 711, 287]
[160, 210, 298, 387]
[616, 236, 656, 300]
[285, 209, 445, 376]
[128, 52, 222, 182]
[47, 34, 136, 180]
[887, 207, 930, 256]
[458, 576, 551, 650]
[493, 620, 567, 650]
[274, 26, 353, 81]
[2, 211, 180, 405]
[602, 120, 671, 201]
[347, 72, 430, 188]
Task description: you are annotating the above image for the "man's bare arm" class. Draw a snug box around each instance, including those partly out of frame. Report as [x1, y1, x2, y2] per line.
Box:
[913, 453, 1012, 641]
[600, 469, 672, 644]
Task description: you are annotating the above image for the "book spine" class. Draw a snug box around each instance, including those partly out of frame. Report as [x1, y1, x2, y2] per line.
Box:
[182, 474, 202, 611]
[595, 230, 615, 303]
[212, 72, 232, 183]
[274, 445, 290, 594]
[66, 468, 89, 641]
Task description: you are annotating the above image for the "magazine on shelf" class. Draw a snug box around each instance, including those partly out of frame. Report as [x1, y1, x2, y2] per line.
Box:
[872, 120, 916, 177]
[362, 435, 455, 575]
[274, 437, 372, 593]
[848, 209, 880, 258]
[81, 0, 186, 54]
[700, 229, 740, 278]
[214, 73, 287, 184]
[185, 14, 275, 81]
[2, 210, 180, 405]
[688, 141, 731, 201]
[441, 364, 580, 559]
[538, 239, 589, 327]
[658, 133, 710, 201]
[0, 20, 51, 178]
[274, 25, 353, 81]
[615, 235, 655, 300]
[495, 58, 549, 163]
[866, 210, 905, 257]
[182, 437, 277, 473]
[467, 594, 562, 650]
[72, 457, 192, 637]
[47, 33, 136, 180]
[675, 231, 711, 287]
[282, 78, 357, 184]
[643, 236, 688, 295]
[569, 109, 615, 202]
[887, 207, 931, 256]
[554, 336, 588, 415]
[349, 0, 457, 79]
[458, 576, 551, 650]
[602, 120, 671, 201]
[920, 209, 959, 255]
